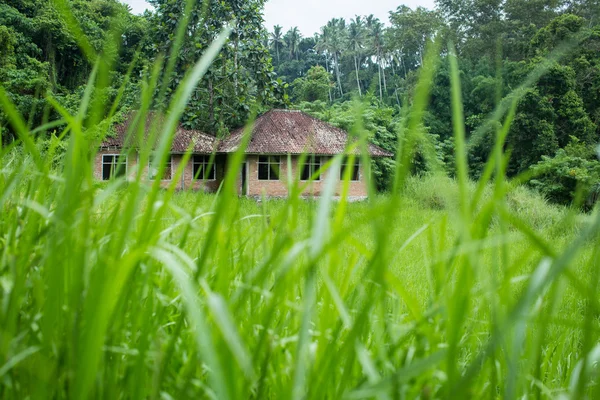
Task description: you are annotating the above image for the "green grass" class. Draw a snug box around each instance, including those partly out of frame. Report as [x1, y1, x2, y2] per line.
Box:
[1, 4, 600, 398]
[1, 161, 599, 398]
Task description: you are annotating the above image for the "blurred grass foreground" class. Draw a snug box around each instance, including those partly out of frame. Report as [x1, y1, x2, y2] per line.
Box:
[1, 2, 600, 399]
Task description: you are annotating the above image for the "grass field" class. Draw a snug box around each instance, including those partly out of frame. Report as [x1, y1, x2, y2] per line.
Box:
[1, 150, 599, 399]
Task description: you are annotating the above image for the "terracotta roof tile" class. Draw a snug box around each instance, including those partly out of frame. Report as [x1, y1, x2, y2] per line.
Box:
[101, 112, 218, 153]
[218, 109, 393, 157]
[102, 109, 393, 157]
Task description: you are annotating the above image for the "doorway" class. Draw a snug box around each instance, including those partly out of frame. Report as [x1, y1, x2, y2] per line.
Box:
[241, 162, 248, 195]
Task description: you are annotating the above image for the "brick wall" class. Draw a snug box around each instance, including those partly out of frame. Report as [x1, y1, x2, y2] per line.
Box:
[94, 150, 139, 181]
[94, 151, 369, 197]
[94, 151, 224, 191]
[180, 154, 224, 192]
[245, 155, 368, 198]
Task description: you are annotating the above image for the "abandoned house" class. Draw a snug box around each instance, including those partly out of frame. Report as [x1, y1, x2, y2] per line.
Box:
[94, 109, 393, 197]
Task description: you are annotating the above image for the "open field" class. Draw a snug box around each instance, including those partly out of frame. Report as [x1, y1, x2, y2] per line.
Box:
[2, 153, 599, 398]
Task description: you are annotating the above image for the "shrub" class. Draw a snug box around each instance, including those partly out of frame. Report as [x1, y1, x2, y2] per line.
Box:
[529, 138, 600, 208]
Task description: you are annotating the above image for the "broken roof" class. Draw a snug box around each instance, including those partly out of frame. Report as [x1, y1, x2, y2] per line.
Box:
[101, 109, 393, 157]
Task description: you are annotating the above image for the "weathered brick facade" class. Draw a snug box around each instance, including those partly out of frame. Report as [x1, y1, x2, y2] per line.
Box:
[244, 155, 368, 198]
[94, 151, 368, 197]
[180, 154, 225, 192]
[94, 150, 139, 181]
[93, 151, 224, 191]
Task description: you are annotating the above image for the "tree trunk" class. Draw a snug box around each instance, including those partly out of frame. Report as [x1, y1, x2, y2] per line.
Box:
[398, 51, 407, 78]
[354, 55, 362, 97]
[381, 52, 388, 93]
[221, 57, 226, 130]
[333, 52, 343, 97]
[234, 39, 239, 96]
[377, 60, 382, 101]
[325, 54, 332, 103]
[276, 44, 280, 63]
[45, 34, 57, 91]
[208, 78, 214, 130]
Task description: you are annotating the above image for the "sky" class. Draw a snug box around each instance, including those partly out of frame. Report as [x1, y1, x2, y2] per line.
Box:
[121, 0, 436, 36]
[263, 0, 436, 36]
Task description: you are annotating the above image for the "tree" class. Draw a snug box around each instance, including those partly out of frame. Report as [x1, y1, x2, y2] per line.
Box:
[436, 0, 504, 53]
[531, 14, 600, 137]
[291, 65, 331, 102]
[148, 0, 283, 134]
[270, 25, 284, 63]
[284, 26, 301, 60]
[348, 16, 365, 96]
[507, 89, 560, 173]
[387, 6, 443, 71]
[0, 25, 16, 69]
[315, 27, 333, 102]
[366, 15, 386, 100]
[326, 18, 347, 98]
[529, 137, 600, 207]
[505, 0, 563, 29]
[565, 0, 600, 26]
[0, 0, 147, 142]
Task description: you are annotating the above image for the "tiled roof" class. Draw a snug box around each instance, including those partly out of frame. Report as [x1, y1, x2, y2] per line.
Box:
[102, 109, 393, 157]
[101, 112, 218, 153]
[219, 109, 393, 157]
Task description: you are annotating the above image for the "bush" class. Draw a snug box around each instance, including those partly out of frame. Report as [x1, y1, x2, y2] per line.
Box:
[291, 65, 331, 102]
[529, 138, 600, 208]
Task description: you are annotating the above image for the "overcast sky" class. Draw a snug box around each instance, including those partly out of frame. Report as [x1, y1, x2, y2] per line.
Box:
[121, 0, 436, 36]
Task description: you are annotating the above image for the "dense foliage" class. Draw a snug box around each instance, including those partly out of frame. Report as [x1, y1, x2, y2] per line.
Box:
[529, 138, 600, 207]
[0, 0, 149, 139]
[0, 0, 286, 139]
[148, 0, 287, 134]
[269, 1, 600, 204]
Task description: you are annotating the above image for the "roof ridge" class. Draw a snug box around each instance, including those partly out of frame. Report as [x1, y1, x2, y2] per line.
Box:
[272, 108, 301, 112]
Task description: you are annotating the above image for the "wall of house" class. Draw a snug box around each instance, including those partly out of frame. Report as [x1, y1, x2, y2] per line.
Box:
[245, 155, 368, 198]
[94, 151, 369, 197]
[93, 151, 224, 191]
[181, 154, 225, 192]
[94, 150, 139, 182]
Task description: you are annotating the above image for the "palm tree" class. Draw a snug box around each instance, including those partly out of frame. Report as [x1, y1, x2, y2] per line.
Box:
[315, 28, 333, 102]
[366, 15, 386, 100]
[348, 16, 365, 97]
[326, 18, 346, 97]
[284, 27, 301, 60]
[364, 15, 377, 62]
[269, 25, 284, 63]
